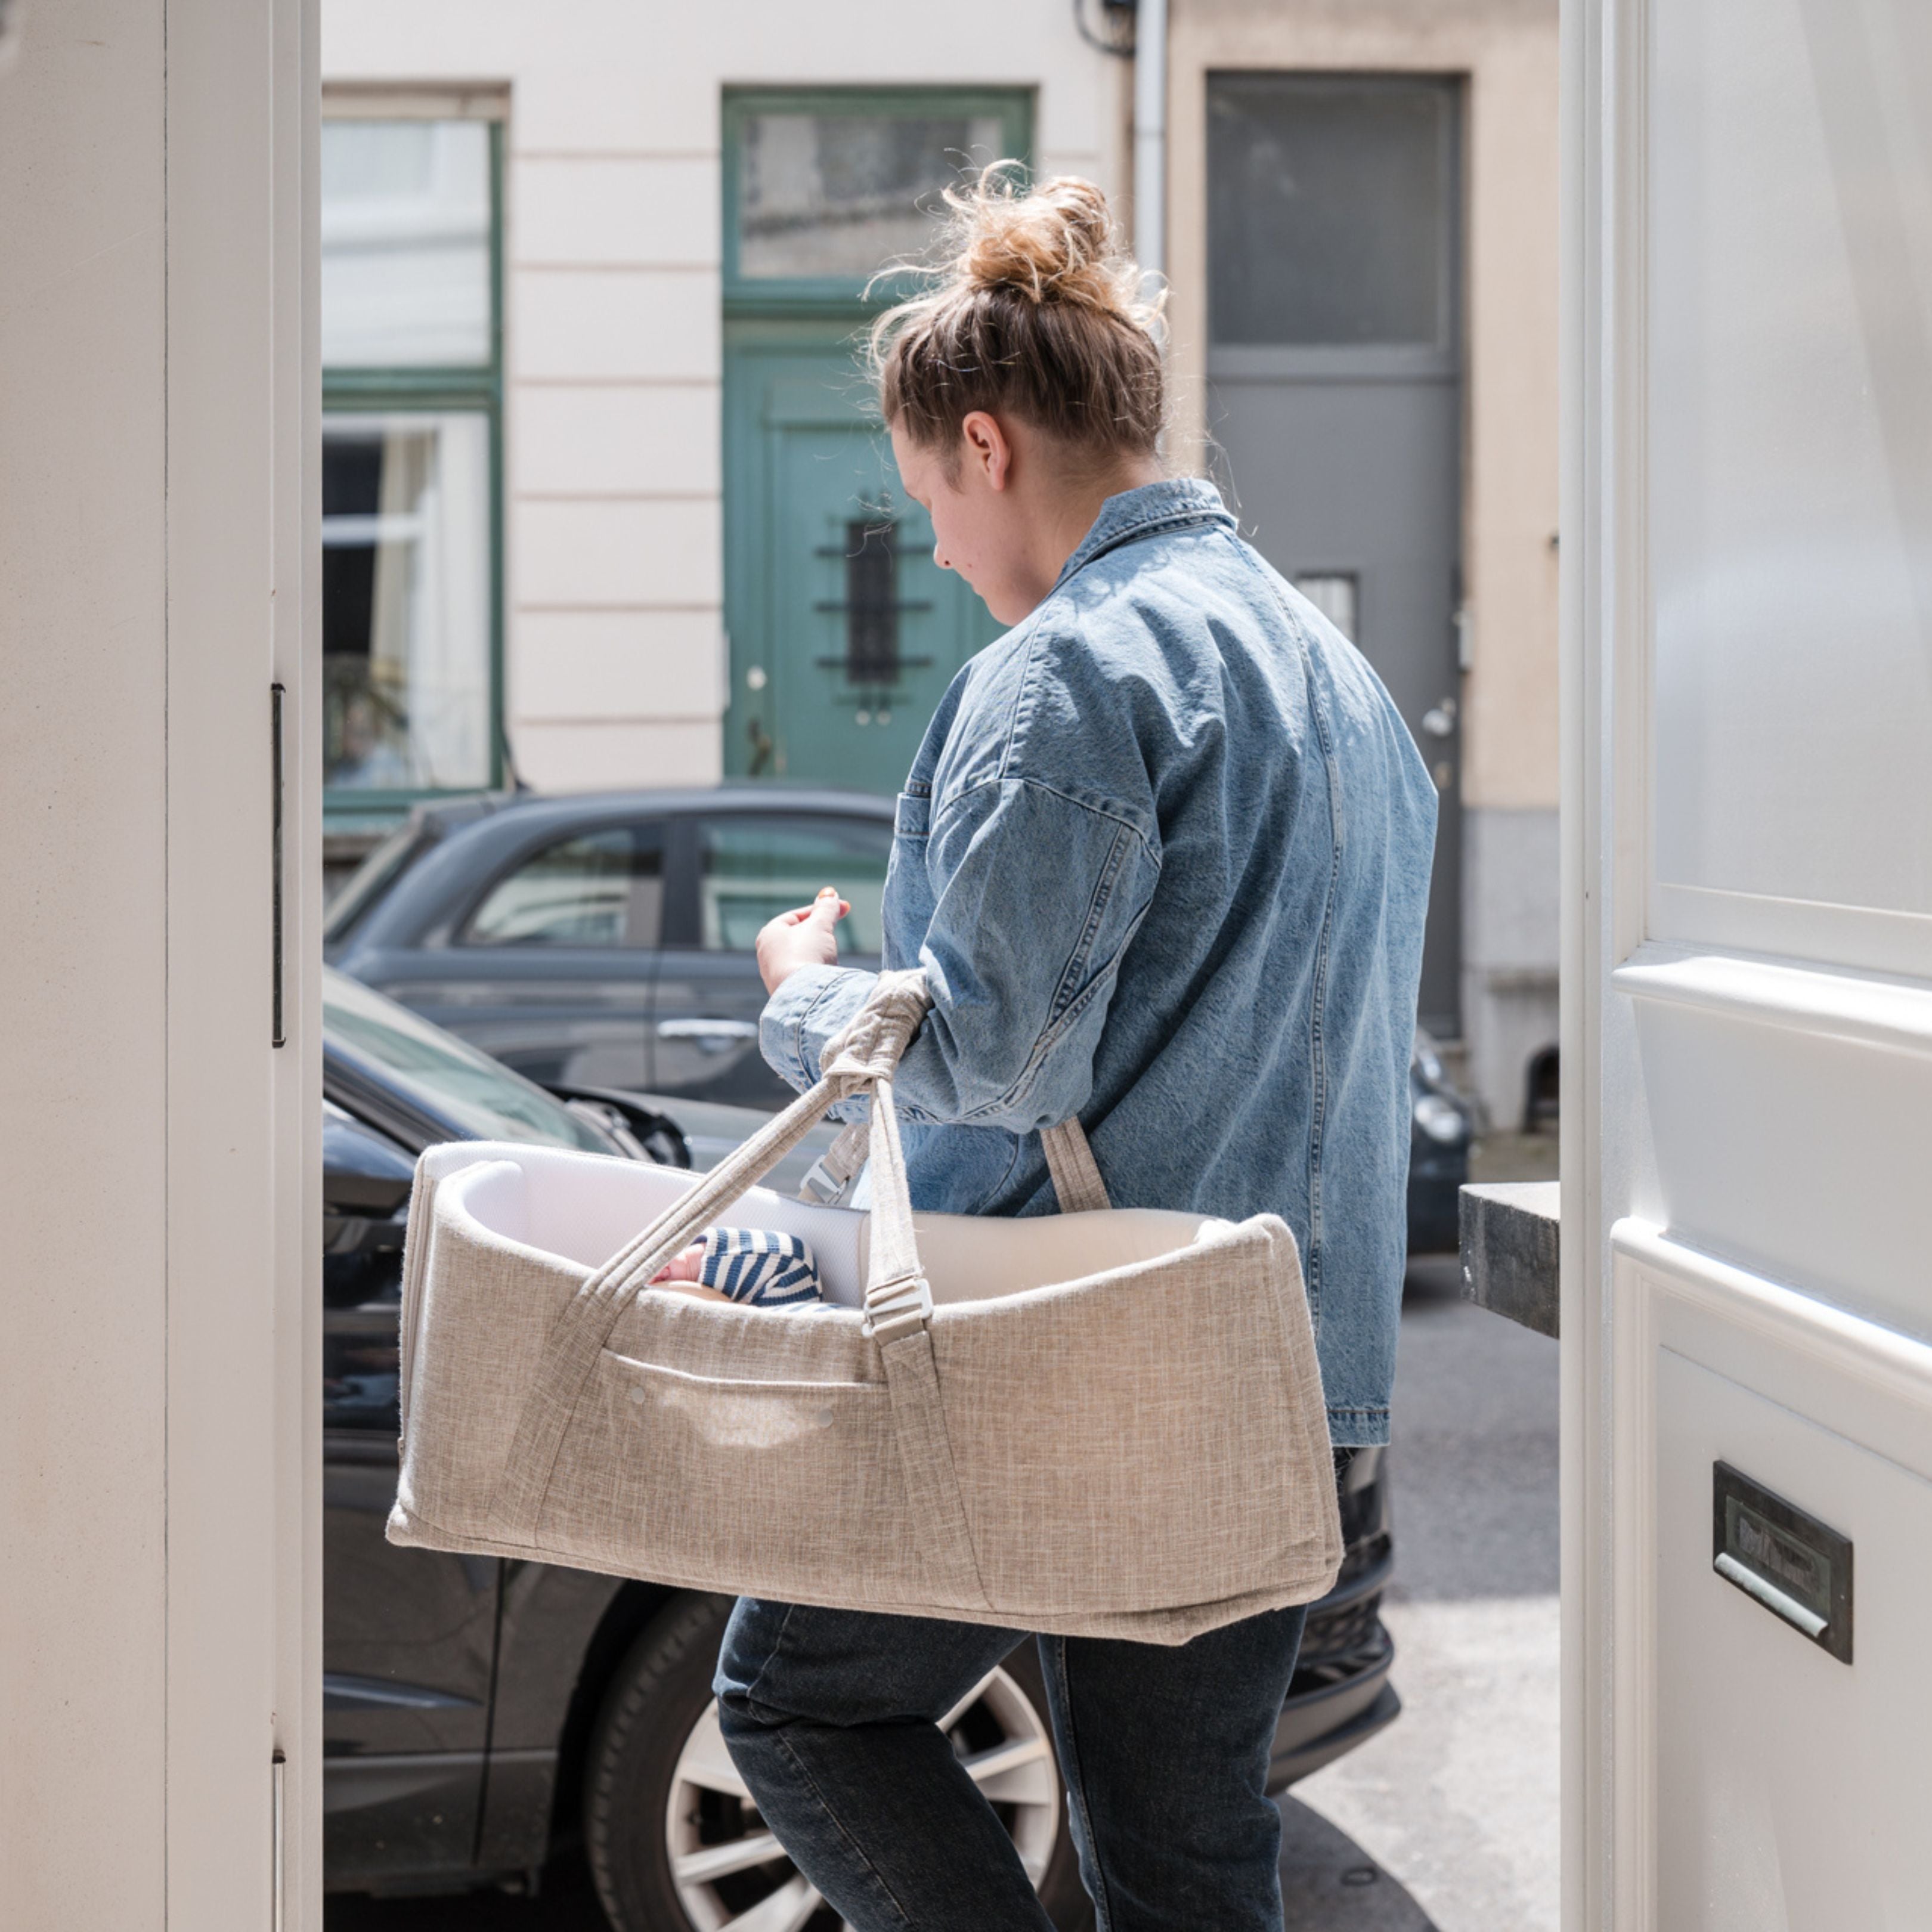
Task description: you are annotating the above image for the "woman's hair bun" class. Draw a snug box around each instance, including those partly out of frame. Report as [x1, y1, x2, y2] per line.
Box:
[951, 172, 1135, 317]
[869, 165, 1166, 460]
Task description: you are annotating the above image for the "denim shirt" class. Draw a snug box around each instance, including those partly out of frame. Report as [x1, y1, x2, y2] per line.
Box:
[762, 478, 1436, 1444]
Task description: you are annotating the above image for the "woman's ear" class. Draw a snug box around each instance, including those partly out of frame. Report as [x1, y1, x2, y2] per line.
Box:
[958, 410, 1014, 493]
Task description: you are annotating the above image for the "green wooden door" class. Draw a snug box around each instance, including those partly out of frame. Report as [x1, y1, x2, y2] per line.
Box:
[723, 327, 1002, 792]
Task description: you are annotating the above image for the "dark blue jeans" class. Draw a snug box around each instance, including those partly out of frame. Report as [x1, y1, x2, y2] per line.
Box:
[714, 1598, 1308, 1931]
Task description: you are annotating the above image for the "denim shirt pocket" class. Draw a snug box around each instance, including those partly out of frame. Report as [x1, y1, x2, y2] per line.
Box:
[881, 784, 935, 970]
[893, 783, 931, 841]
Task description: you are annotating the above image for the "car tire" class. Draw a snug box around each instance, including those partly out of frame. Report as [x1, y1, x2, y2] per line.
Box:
[583, 1593, 1092, 1932]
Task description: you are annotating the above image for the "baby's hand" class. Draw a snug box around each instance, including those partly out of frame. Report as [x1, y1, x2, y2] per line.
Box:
[651, 1243, 707, 1286]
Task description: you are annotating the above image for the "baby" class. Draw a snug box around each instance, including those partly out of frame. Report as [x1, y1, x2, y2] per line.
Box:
[651, 1226, 827, 1308]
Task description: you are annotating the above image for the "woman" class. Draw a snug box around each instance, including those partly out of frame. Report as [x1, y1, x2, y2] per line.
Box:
[718, 170, 1436, 1932]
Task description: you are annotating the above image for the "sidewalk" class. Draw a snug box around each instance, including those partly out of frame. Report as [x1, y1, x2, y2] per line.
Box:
[1280, 1247, 1561, 1932]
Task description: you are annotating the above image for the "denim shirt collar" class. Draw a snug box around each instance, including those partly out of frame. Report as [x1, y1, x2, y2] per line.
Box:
[1052, 478, 1236, 592]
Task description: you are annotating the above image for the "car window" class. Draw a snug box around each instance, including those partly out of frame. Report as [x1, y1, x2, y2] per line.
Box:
[695, 814, 894, 953]
[462, 824, 664, 947]
[323, 817, 428, 946]
[322, 968, 614, 1153]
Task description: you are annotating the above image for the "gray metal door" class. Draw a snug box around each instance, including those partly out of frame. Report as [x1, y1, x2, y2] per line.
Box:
[1206, 74, 1464, 1036]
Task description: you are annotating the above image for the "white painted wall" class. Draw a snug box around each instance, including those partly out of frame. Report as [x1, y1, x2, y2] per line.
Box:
[323, 1, 1126, 794]
[0, 1, 320, 1923]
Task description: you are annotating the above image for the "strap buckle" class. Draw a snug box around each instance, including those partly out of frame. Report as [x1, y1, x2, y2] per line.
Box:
[798, 1155, 848, 1205]
[797, 1120, 872, 1206]
[863, 1271, 932, 1344]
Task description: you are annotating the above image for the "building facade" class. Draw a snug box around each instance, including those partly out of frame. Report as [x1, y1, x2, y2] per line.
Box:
[1168, 0, 1561, 1121]
[320, 0, 1559, 1126]
[317, 5, 1129, 816]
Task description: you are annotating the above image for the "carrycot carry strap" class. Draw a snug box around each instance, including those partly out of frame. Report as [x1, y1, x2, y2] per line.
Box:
[484, 973, 976, 1555]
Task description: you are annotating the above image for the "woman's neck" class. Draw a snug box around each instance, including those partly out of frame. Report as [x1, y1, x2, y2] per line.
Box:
[1027, 453, 1166, 595]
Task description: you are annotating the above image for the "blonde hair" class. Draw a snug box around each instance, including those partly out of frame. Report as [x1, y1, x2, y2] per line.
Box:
[869, 168, 1165, 466]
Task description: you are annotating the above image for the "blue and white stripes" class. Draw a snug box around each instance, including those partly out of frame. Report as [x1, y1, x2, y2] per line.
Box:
[697, 1228, 825, 1308]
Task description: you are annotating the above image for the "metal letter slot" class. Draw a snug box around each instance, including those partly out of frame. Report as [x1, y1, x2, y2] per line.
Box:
[1712, 1461, 1853, 1664]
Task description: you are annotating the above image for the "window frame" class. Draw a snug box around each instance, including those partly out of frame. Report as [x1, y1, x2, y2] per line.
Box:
[453, 818, 670, 952]
[664, 808, 897, 956]
[320, 94, 507, 818]
[721, 86, 1036, 317]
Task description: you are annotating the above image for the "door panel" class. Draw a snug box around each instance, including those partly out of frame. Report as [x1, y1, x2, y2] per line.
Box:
[1572, 1, 1932, 1919]
[1207, 74, 1464, 1037]
[724, 329, 1001, 792]
[1655, 1350, 1931, 1929]
[1212, 372, 1463, 1030]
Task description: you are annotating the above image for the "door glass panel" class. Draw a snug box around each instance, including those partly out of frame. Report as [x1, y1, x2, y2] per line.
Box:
[321, 118, 492, 367]
[697, 817, 896, 953]
[1293, 571, 1360, 641]
[737, 111, 1004, 280]
[1651, 0, 1932, 919]
[323, 412, 491, 789]
[463, 828, 664, 947]
[1208, 76, 1453, 348]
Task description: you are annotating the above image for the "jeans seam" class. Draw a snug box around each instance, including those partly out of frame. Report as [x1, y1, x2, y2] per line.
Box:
[1045, 1636, 1114, 1932]
[739, 1600, 798, 1707]
[766, 1724, 918, 1932]
[732, 1605, 917, 1929]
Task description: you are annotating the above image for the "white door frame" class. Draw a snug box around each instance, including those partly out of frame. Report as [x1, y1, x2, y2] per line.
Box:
[1, 0, 320, 1922]
[1561, 3, 1645, 1920]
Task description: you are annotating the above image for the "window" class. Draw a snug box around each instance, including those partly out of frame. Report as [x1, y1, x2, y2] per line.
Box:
[1208, 76, 1457, 349]
[737, 109, 1006, 281]
[723, 90, 1034, 306]
[1293, 572, 1359, 641]
[696, 816, 896, 953]
[322, 109, 501, 803]
[464, 828, 665, 948]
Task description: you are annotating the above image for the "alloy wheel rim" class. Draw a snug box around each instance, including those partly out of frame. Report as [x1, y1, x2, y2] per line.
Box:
[663, 1664, 1061, 1931]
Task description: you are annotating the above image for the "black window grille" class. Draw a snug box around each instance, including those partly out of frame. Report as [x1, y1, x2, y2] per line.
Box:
[815, 517, 933, 688]
[844, 520, 899, 683]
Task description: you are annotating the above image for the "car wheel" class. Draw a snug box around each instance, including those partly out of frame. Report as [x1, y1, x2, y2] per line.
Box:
[583, 1593, 1092, 1932]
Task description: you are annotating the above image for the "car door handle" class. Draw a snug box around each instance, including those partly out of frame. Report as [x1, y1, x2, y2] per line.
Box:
[657, 1017, 759, 1052]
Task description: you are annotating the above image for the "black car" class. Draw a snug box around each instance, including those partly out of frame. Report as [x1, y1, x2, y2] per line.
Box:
[327, 788, 1473, 1246]
[321, 968, 1400, 1928]
[326, 788, 899, 1109]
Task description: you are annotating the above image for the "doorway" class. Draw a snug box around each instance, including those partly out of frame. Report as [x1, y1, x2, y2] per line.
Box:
[719, 88, 1029, 792]
[722, 323, 1001, 791]
[1205, 73, 1465, 1038]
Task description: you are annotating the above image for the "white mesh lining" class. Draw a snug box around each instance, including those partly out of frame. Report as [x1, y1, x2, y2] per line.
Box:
[442, 1144, 1218, 1310]
[444, 1146, 871, 1303]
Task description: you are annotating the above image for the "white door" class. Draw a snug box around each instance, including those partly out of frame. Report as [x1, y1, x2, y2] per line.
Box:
[1566, 2, 1932, 1927]
[1, 1, 319, 1925]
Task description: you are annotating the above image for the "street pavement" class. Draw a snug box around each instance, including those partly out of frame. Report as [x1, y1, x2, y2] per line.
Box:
[1280, 1253, 1561, 1932]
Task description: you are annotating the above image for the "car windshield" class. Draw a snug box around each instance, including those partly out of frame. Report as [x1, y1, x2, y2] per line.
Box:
[323, 967, 614, 1153]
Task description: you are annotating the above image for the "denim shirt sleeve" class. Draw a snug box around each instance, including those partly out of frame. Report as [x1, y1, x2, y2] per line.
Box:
[759, 777, 1161, 1132]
